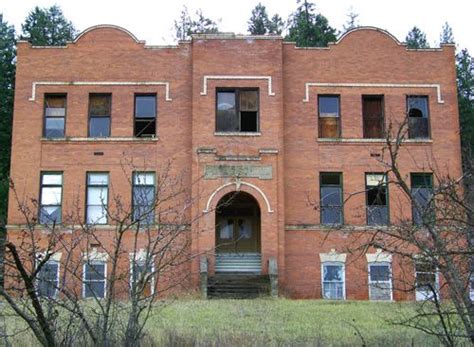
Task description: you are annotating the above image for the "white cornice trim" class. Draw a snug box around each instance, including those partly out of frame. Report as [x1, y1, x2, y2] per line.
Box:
[303, 82, 445, 104]
[200, 75, 275, 96]
[82, 249, 109, 262]
[320, 249, 347, 263]
[203, 179, 274, 213]
[37, 252, 62, 262]
[29, 81, 172, 102]
[366, 249, 392, 263]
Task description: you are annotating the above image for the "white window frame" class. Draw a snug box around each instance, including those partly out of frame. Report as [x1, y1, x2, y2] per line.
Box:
[82, 261, 107, 299]
[415, 260, 439, 301]
[321, 262, 346, 300]
[129, 254, 155, 296]
[36, 259, 60, 299]
[368, 262, 393, 301]
[86, 172, 109, 225]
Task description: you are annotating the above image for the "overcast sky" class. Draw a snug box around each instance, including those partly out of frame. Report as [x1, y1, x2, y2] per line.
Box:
[2, 0, 473, 52]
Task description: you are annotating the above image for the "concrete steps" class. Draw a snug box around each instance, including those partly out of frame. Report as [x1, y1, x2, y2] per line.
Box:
[208, 274, 270, 299]
[215, 253, 261, 274]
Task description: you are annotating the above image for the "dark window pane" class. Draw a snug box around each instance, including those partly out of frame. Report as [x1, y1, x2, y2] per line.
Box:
[240, 91, 258, 111]
[135, 119, 156, 137]
[240, 111, 258, 132]
[412, 174, 433, 188]
[38, 262, 58, 298]
[85, 263, 105, 280]
[135, 96, 156, 118]
[89, 117, 110, 137]
[45, 118, 65, 137]
[217, 92, 238, 132]
[408, 96, 429, 139]
[369, 265, 390, 281]
[84, 282, 105, 298]
[324, 265, 343, 281]
[321, 174, 341, 186]
[367, 186, 387, 206]
[408, 118, 429, 138]
[319, 96, 339, 117]
[363, 96, 384, 138]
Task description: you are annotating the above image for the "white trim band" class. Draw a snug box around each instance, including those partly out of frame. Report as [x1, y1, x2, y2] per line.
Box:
[303, 82, 444, 104]
[320, 249, 347, 263]
[200, 75, 275, 96]
[366, 249, 392, 263]
[29, 81, 172, 102]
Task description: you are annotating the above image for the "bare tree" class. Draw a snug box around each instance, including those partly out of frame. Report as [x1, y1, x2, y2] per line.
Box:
[1, 158, 205, 346]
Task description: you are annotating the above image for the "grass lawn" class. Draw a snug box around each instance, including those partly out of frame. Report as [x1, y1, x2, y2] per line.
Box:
[3, 299, 445, 346]
[148, 299, 441, 346]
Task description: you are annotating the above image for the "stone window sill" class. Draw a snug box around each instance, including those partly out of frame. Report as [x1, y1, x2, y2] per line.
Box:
[317, 138, 432, 144]
[214, 132, 261, 137]
[41, 136, 159, 142]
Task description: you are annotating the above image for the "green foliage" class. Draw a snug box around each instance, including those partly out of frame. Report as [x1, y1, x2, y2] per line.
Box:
[285, 0, 337, 47]
[174, 6, 219, 41]
[21, 5, 76, 46]
[440, 22, 455, 44]
[0, 15, 15, 225]
[456, 49, 474, 166]
[405, 26, 429, 49]
[247, 3, 284, 35]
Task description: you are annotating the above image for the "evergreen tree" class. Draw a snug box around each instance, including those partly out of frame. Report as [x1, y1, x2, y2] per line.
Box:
[174, 6, 219, 41]
[440, 22, 455, 44]
[456, 49, 474, 166]
[248, 3, 269, 35]
[0, 14, 16, 287]
[285, 0, 337, 47]
[343, 7, 359, 32]
[21, 5, 76, 46]
[405, 26, 429, 48]
[247, 3, 284, 35]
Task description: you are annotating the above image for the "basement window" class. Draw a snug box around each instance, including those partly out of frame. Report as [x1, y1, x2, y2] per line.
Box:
[89, 94, 111, 137]
[134, 94, 157, 137]
[216, 89, 259, 133]
[44, 94, 66, 138]
[415, 259, 438, 301]
[318, 95, 340, 138]
[83, 261, 106, 299]
[322, 262, 345, 300]
[366, 173, 389, 226]
[37, 260, 59, 298]
[368, 263, 392, 300]
[407, 96, 430, 139]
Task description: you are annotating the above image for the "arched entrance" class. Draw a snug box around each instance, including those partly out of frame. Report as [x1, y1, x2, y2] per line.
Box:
[215, 191, 261, 273]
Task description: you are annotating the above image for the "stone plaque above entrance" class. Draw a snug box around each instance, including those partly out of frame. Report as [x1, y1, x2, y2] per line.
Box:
[204, 165, 272, 180]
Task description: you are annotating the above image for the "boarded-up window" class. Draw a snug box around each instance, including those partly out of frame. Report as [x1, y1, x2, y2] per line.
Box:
[89, 94, 111, 137]
[363, 95, 384, 138]
[407, 96, 430, 139]
[216, 89, 258, 133]
[366, 173, 389, 225]
[134, 95, 157, 137]
[44, 94, 66, 138]
[318, 95, 340, 138]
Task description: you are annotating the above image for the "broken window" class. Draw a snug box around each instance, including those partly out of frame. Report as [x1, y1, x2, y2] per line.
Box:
[44, 94, 66, 138]
[407, 96, 430, 139]
[366, 173, 389, 225]
[130, 258, 154, 296]
[216, 89, 259, 133]
[86, 173, 109, 225]
[320, 173, 343, 225]
[89, 94, 111, 137]
[363, 95, 384, 138]
[318, 95, 340, 138]
[411, 173, 434, 226]
[368, 263, 392, 300]
[134, 94, 157, 137]
[39, 172, 63, 224]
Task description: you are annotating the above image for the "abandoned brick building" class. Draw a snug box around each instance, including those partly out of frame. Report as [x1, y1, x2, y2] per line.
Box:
[7, 25, 462, 300]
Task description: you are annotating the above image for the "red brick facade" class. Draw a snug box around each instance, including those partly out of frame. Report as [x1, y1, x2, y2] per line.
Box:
[8, 25, 462, 300]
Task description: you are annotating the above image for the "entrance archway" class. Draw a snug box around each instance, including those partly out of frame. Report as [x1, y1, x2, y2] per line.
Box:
[215, 191, 261, 273]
